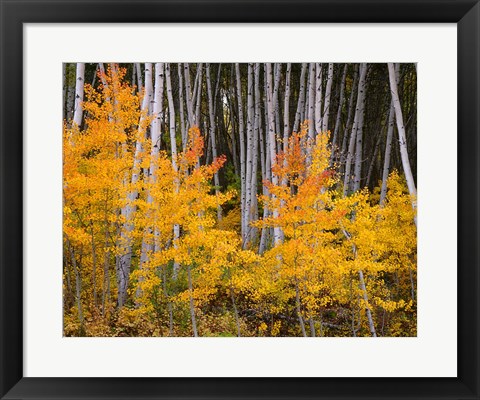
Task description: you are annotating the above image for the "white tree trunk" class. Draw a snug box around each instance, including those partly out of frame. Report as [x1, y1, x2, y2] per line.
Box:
[206, 64, 222, 221]
[307, 63, 316, 143]
[151, 63, 164, 156]
[117, 63, 153, 308]
[387, 63, 417, 220]
[66, 64, 75, 122]
[340, 66, 359, 168]
[330, 64, 347, 164]
[265, 63, 282, 246]
[63, 63, 67, 120]
[283, 63, 292, 152]
[380, 101, 395, 206]
[344, 63, 367, 196]
[359, 268, 377, 337]
[314, 63, 323, 134]
[250, 63, 261, 244]
[194, 63, 203, 126]
[273, 64, 282, 154]
[135, 63, 143, 92]
[293, 63, 307, 133]
[177, 63, 187, 150]
[136, 63, 165, 300]
[322, 63, 334, 132]
[259, 88, 270, 254]
[184, 63, 194, 128]
[244, 63, 255, 244]
[165, 63, 181, 278]
[353, 64, 368, 193]
[235, 64, 247, 243]
[72, 62, 85, 128]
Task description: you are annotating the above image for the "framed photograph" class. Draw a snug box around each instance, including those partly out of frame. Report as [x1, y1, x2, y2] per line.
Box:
[1, 0, 478, 399]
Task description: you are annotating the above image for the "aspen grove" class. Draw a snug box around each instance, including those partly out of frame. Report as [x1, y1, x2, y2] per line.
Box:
[63, 63, 417, 337]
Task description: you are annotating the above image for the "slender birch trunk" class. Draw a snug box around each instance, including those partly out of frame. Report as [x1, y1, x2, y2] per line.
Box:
[340, 66, 359, 169]
[293, 63, 308, 133]
[309, 318, 316, 337]
[135, 63, 143, 92]
[250, 63, 261, 244]
[206, 64, 222, 220]
[387, 63, 417, 222]
[66, 64, 75, 122]
[295, 282, 307, 337]
[131, 63, 136, 92]
[137, 63, 165, 300]
[165, 63, 181, 278]
[91, 63, 98, 87]
[187, 265, 198, 337]
[72, 62, 85, 128]
[322, 63, 334, 132]
[283, 63, 292, 153]
[314, 63, 323, 134]
[116, 63, 153, 308]
[273, 64, 282, 154]
[244, 63, 255, 245]
[330, 64, 347, 164]
[194, 63, 203, 126]
[102, 200, 111, 316]
[265, 63, 282, 246]
[67, 240, 84, 331]
[307, 63, 316, 143]
[259, 84, 271, 254]
[341, 229, 377, 337]
[338, 64, 377, 337]
[344, 63, 367, 196]
[230, 286, 241, 337]
[184, 63, 194, 128]
[353, 64, 368, 193]
[177, 63, 188, 150]
[63, 63, 67, 120]
[380, 101, 395, 205]
[359, 268, 377, 337]
[235, 64, 247, 243]
[90, 222, 98, 307]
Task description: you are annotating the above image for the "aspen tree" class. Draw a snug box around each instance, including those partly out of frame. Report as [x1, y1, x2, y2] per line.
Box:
[177, 63, 187, 150]
[184, 63, 194, 128]
[283, 63, 292, 152]
[307, 63, 316, 144]
[293, 63, 308, 133]
[136, 63, 165, 300]
[249, 63, 261, 245]
[72, 62, 85, 128]
[353, 64, 368, 192]
[344, 63, 367, 196]
[206, 64, 222, 220]
[66, 64, 75, 122]
[265, 63, 282, 246]
[322, 63, 334, 132]
[165, 63, 181, 278]
[380, 102, 395, 205]
[314, 63, 323, 134]
[194, 63, 203, 126]
[388, 62, 417, 222]
[235, 64, 247, 243]
[340, 66, 359, 169]
[244, 63, 254, 244]
[330, 64, 347, 164]
[117, 63, 152, 308]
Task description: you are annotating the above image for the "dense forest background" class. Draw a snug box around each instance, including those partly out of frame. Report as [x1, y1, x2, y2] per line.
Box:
[63, 62, 417, 337]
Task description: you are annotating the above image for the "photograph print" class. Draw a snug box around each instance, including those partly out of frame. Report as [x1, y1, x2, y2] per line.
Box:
[63, 62, 417, 337]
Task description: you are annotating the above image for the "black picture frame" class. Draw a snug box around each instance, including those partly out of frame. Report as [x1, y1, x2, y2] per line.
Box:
[1, 1, 479, 399]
